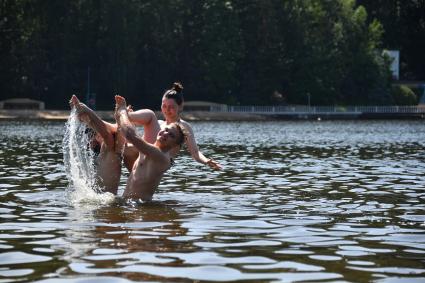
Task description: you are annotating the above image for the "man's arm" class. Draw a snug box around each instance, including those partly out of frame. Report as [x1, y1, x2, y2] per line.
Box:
[115, 95, 167, 162]
[121, 125, 165, 160]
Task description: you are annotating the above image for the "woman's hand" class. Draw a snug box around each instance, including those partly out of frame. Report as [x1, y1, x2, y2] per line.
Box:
[206, 158, 222, 170]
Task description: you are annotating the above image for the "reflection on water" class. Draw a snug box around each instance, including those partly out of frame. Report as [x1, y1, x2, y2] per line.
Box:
[0, 120, 424, 282]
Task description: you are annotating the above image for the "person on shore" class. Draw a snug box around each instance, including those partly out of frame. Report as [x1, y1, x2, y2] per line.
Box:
[115, 95, 185, 201]
[69, 95, 125, 195]
[124, 82, 222, 171]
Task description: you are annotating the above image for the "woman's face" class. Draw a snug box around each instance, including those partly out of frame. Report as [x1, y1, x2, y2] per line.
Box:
[161, 97, 182, 120]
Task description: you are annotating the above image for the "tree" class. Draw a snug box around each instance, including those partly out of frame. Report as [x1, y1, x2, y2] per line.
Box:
[0, 0, 396, 108]
[357, 0, 425, 80]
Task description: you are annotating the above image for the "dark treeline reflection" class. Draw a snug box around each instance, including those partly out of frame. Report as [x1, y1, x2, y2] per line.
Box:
[1, 0, 424, 109]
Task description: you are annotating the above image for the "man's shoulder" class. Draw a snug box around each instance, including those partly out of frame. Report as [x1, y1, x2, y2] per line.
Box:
[146, 147, 171, 163]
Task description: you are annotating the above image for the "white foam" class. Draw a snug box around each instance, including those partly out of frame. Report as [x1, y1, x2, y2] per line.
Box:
[62, 109, 115, 206]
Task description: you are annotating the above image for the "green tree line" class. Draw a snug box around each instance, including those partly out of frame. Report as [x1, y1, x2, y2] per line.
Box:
[0, 0, 423, 109]
[358, 0, 425, 81]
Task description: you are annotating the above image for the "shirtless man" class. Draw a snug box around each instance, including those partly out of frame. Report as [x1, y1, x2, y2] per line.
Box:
[70, 95, 124, 195]
[114, 95, 184, 201]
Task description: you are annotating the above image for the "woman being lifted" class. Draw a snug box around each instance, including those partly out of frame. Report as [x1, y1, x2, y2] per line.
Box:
[124, 82, 222, 171]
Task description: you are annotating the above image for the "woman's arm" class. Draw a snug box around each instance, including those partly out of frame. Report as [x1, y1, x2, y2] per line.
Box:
[182, 122, 222, 170]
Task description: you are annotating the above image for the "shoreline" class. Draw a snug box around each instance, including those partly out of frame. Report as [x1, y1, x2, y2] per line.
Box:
[0, 109, 424, 121]
[0, 109, 269, 122]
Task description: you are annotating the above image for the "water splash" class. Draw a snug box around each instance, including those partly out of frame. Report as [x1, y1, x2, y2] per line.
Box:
[62, 108, 115, 205]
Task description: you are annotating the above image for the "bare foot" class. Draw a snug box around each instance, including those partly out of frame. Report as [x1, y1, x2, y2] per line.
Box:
[114, 95, 136, 140]
[114, 95, 127, 119]
[115, 95, 127, 109]
[69, 95, 80, 109]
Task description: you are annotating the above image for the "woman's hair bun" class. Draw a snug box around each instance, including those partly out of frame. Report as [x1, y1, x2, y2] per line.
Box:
[172, 82, 183, 93]
[164, 82, 184, 105]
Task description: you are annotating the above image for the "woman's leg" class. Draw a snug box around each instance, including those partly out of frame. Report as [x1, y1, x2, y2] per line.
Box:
[128, 109, 161, 144]
[123, 109, 161, 171]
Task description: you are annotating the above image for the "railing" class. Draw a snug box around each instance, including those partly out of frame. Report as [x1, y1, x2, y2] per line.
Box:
[209, 105, 425, 114]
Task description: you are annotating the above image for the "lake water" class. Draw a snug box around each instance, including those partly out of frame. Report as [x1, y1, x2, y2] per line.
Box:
[0, 119, 424, 282]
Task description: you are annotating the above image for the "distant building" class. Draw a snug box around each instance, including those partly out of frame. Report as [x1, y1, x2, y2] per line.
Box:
[184, 101, 227, 111]
[383, 50, 400, 80]
[0, 98, 45, 110]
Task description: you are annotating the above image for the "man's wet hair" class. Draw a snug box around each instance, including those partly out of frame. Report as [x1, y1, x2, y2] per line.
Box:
[84, 127, 101, 155]
[84, 127, 96, 139]
[174, 122, 186, 146]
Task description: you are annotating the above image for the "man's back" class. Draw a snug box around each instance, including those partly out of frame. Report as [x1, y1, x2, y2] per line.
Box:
[96, 148, 122, 195]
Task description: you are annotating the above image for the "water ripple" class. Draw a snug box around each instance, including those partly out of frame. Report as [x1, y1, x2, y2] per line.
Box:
[0, 120, 424, 282]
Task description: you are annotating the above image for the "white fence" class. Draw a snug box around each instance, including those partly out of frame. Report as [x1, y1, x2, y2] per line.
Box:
[209, 105, 425, 114]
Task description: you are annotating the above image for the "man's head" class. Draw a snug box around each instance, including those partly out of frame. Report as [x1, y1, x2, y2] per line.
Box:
[156, 122, 185, 149]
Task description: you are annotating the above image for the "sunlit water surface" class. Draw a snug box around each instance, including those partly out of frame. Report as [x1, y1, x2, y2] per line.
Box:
[0, 120, 424, 282]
